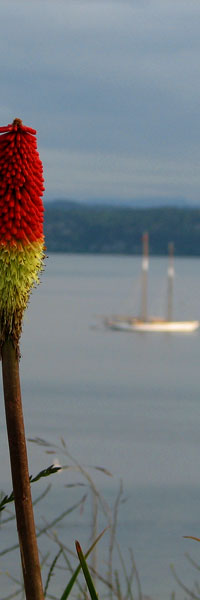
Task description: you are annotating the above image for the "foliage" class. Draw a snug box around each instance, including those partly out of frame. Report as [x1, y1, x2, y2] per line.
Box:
[75, 540, 99, 600]
[0, 439, 143, 600]
[0, 465, 61, 513]
[44, 202, 200, 256]
[2, 439, 200, 600]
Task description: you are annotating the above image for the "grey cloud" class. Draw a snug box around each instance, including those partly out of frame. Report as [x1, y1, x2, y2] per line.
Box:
[42, 147, 200, 202]
[0, 0, 200, 202]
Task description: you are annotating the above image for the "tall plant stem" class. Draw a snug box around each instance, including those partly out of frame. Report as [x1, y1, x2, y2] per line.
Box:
[1, 338, 44, 600]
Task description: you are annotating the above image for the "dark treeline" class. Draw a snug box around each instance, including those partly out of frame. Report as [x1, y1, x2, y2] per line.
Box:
[44, 201, 200, 256]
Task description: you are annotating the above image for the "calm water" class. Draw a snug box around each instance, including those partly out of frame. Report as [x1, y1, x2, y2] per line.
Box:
[1, 253, 200, 599]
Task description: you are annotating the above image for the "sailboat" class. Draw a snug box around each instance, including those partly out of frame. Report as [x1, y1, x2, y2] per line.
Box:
[104, 233, 199, 333]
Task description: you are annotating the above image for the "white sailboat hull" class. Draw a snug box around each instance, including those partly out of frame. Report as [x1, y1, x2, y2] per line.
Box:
[104, 317, 199, 333]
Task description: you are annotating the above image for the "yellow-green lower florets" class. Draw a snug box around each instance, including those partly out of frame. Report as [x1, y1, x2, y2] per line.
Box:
[0, 240, 45, 351]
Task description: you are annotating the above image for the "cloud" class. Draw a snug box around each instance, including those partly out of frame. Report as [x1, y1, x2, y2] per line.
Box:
[0, 0, 200, 202]
[42, 147, 200, 202]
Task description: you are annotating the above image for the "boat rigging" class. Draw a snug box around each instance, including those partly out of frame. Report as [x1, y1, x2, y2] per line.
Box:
[104, 233, 199, 333]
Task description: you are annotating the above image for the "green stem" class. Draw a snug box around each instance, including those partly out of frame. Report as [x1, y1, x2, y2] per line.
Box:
[1, 338, 44, 600]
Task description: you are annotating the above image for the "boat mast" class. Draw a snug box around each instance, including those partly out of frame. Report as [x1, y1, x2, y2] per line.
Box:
[140, 232, 149, 322]
[167, 242, 174, 322]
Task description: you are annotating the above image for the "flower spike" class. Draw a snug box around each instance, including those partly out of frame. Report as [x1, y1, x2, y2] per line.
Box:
[0, 118, 45, 351]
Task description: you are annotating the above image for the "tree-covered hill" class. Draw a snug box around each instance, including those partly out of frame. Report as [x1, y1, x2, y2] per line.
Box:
[44, 201, 200, 256]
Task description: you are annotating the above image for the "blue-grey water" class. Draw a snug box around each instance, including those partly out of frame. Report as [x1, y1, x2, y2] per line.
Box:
[1, 253, 200, 599]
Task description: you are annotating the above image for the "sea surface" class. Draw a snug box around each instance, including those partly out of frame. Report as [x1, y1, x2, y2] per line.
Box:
[1, 253, 200, 599]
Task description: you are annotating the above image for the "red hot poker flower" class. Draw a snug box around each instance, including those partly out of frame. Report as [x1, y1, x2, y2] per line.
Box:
[0, 118, 45, 350]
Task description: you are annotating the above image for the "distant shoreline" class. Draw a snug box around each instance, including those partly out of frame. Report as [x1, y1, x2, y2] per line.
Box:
[46, 251, 200, 258]
[44, 202, 200, 256]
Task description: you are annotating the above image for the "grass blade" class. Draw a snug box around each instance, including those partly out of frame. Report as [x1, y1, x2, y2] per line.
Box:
[75, 540, 99, 600]
[44, 548, 63, 596]
[59, 528, 106, 600]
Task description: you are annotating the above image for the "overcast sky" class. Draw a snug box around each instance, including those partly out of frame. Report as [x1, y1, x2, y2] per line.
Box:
[0, 0, 200, 205]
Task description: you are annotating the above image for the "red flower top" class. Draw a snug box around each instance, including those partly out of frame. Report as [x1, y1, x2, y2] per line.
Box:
[0, 118, 45, 245]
